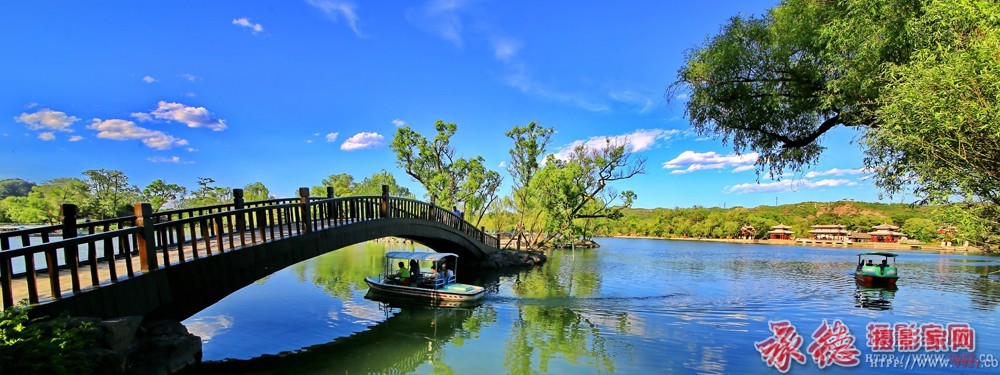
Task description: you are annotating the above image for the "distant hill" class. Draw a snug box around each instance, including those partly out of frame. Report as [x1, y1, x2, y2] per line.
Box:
[594, 201, 938, 242]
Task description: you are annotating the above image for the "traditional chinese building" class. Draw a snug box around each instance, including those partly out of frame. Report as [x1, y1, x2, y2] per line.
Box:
[738, 224, 756, 239]
[868, 223, 905, 243]
[848, 232, 871, 243]
[808, 224, 850, 241]
[767, 224, 794, 240]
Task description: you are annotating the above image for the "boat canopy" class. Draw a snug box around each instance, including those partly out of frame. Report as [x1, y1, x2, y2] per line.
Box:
[384, 251, 458, 261]
[859, 252, 897, 257]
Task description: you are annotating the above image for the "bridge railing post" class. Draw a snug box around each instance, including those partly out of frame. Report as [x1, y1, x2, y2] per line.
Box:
[299, 187, 312, 233]
[233, 188, 246, 232]
[326, 187, 335, 225]
[134, 203, 158, 271]
[60, 204, 81, 293]
[380, 185, 389, 218]
[428, 196, 436, 222]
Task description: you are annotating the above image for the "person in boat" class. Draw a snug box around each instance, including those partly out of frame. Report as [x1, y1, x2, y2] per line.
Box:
[443, 264, 455, 283]
[409, 259, 421, 283]
[879, 259, 888, 274]
[396, 261, 411, 286]
[866, 259, 874, 266]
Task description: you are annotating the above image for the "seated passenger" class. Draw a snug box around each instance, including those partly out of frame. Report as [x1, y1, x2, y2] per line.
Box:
[443, 265, 455, 283]
[396, 261, 411, 286]
[866, 259, 874, 266]
[409, 259, 421, 283]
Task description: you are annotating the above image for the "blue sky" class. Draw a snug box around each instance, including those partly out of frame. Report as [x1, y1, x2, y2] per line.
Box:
[0, 1, 900, 209]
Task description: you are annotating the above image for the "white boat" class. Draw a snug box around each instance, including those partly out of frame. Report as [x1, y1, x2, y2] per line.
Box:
[364, 252, 485, 304]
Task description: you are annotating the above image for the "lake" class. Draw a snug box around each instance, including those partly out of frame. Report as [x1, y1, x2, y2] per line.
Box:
[185, 238, 1000, 374]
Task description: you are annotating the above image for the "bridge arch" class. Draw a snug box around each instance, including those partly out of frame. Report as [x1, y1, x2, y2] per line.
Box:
[2, 190, 499, 320]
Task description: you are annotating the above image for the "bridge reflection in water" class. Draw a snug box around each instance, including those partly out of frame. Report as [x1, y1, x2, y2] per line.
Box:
[198, 302, 484, 374]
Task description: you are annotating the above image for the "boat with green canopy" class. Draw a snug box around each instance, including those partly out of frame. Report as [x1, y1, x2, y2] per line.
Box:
[855, 252, 899, 289]
[365, 252, 486, 304]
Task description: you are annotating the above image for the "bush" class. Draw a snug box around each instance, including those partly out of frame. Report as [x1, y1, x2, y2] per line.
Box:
[0, 301, 96, 374]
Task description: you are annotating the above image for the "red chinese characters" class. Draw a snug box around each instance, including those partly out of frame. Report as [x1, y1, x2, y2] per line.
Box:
[755, 320, 807, 373]
[947, 323, 975, 352]
[922, 323, 948, 352]
[809, 320, 861, 368]
[866, 322, 895, 352]
[894, 323, 921, 352]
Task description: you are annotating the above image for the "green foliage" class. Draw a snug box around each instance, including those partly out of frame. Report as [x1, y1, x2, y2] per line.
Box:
[2, 178, 91, 224]
[504, 122, 554, 248]
[0, 302, 96, 375]
[0, 178, 36, 199]
[243, 181, 271, 202]
[390, 121, 502, 225]
[354, 170, 414, 198]
[532, 138, 644, 245]
[185, 177, 231, 207]
[594, 201, 936, 242]
[311, 173, 355, 197]
[83, 169, 140, 219]
[141, 179, 187, 212]
[675, 0, 1000, 242]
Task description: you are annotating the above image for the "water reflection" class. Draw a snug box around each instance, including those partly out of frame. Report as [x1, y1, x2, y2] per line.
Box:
[200, 302, 478, 374]
[854, 285, 896, 311]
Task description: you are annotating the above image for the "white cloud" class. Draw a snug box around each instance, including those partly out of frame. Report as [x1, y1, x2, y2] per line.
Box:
[88, 119, 189, 150]
[340, 132, 384, 150]
[609, 90, 656, 114]
[187, 147, 197, 152]
[15, 108, 79, 131]
[25, 102, 38, 109]
[663, 151, 759, 174]
[498, 161, 506, 168]
[69, 135, 84, 142]
[492, 37, 522, 61]
[804, 167, 874, 179]
[147, 156, 187, 164]
[142, 75, 157, 83]
[674, 93, 689, 100]
[391, 119, 406, 127]
[232, 17, 264, 33]
[38, 132, 55, 141]
[179, 73, 197, 82]
[325, 132, 339, 143]
[504, 63, 609, 112]
[725, 179, 857, 194]
[184, 92, 197, 98]
[306, 0, 364, 37]
[306, 139, 314, 144]
[407, 0, 468, 46]
[131, 112, 153, 122]
[554, 129, 679, 160]
[149, 101, 227, 131]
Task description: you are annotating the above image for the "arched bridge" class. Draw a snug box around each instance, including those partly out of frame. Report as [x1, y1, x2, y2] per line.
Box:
[0, 186, 499, 319]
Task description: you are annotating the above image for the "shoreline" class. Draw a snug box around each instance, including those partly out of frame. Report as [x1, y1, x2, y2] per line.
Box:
[606, 235, 991, 255]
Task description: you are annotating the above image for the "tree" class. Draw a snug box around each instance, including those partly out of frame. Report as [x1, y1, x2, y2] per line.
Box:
[4, 178, 90, 224]
[673, 0, 1000, 243]
[390, 121, 503, 225]
[141, 179, 187, 212]
[532, 139, 645, 246]
[311, 173, 355, 197]
[185, 177, 231, 207]
[0, 178, 35, 199]
[505, 122, 555, 249]
[83, 169, 139, 219]
[353, 170, 414, 198]
[243, 181, 271, 202]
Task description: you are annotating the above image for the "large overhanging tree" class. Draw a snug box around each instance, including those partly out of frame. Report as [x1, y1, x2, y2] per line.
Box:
[674, 0, 1000, 246]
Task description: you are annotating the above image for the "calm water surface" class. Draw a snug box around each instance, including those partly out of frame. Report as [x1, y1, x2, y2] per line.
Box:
[185, 238, 1000, 374]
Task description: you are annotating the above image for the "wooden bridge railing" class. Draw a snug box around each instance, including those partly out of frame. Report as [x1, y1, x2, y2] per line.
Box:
[0, 185, 498, 309]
